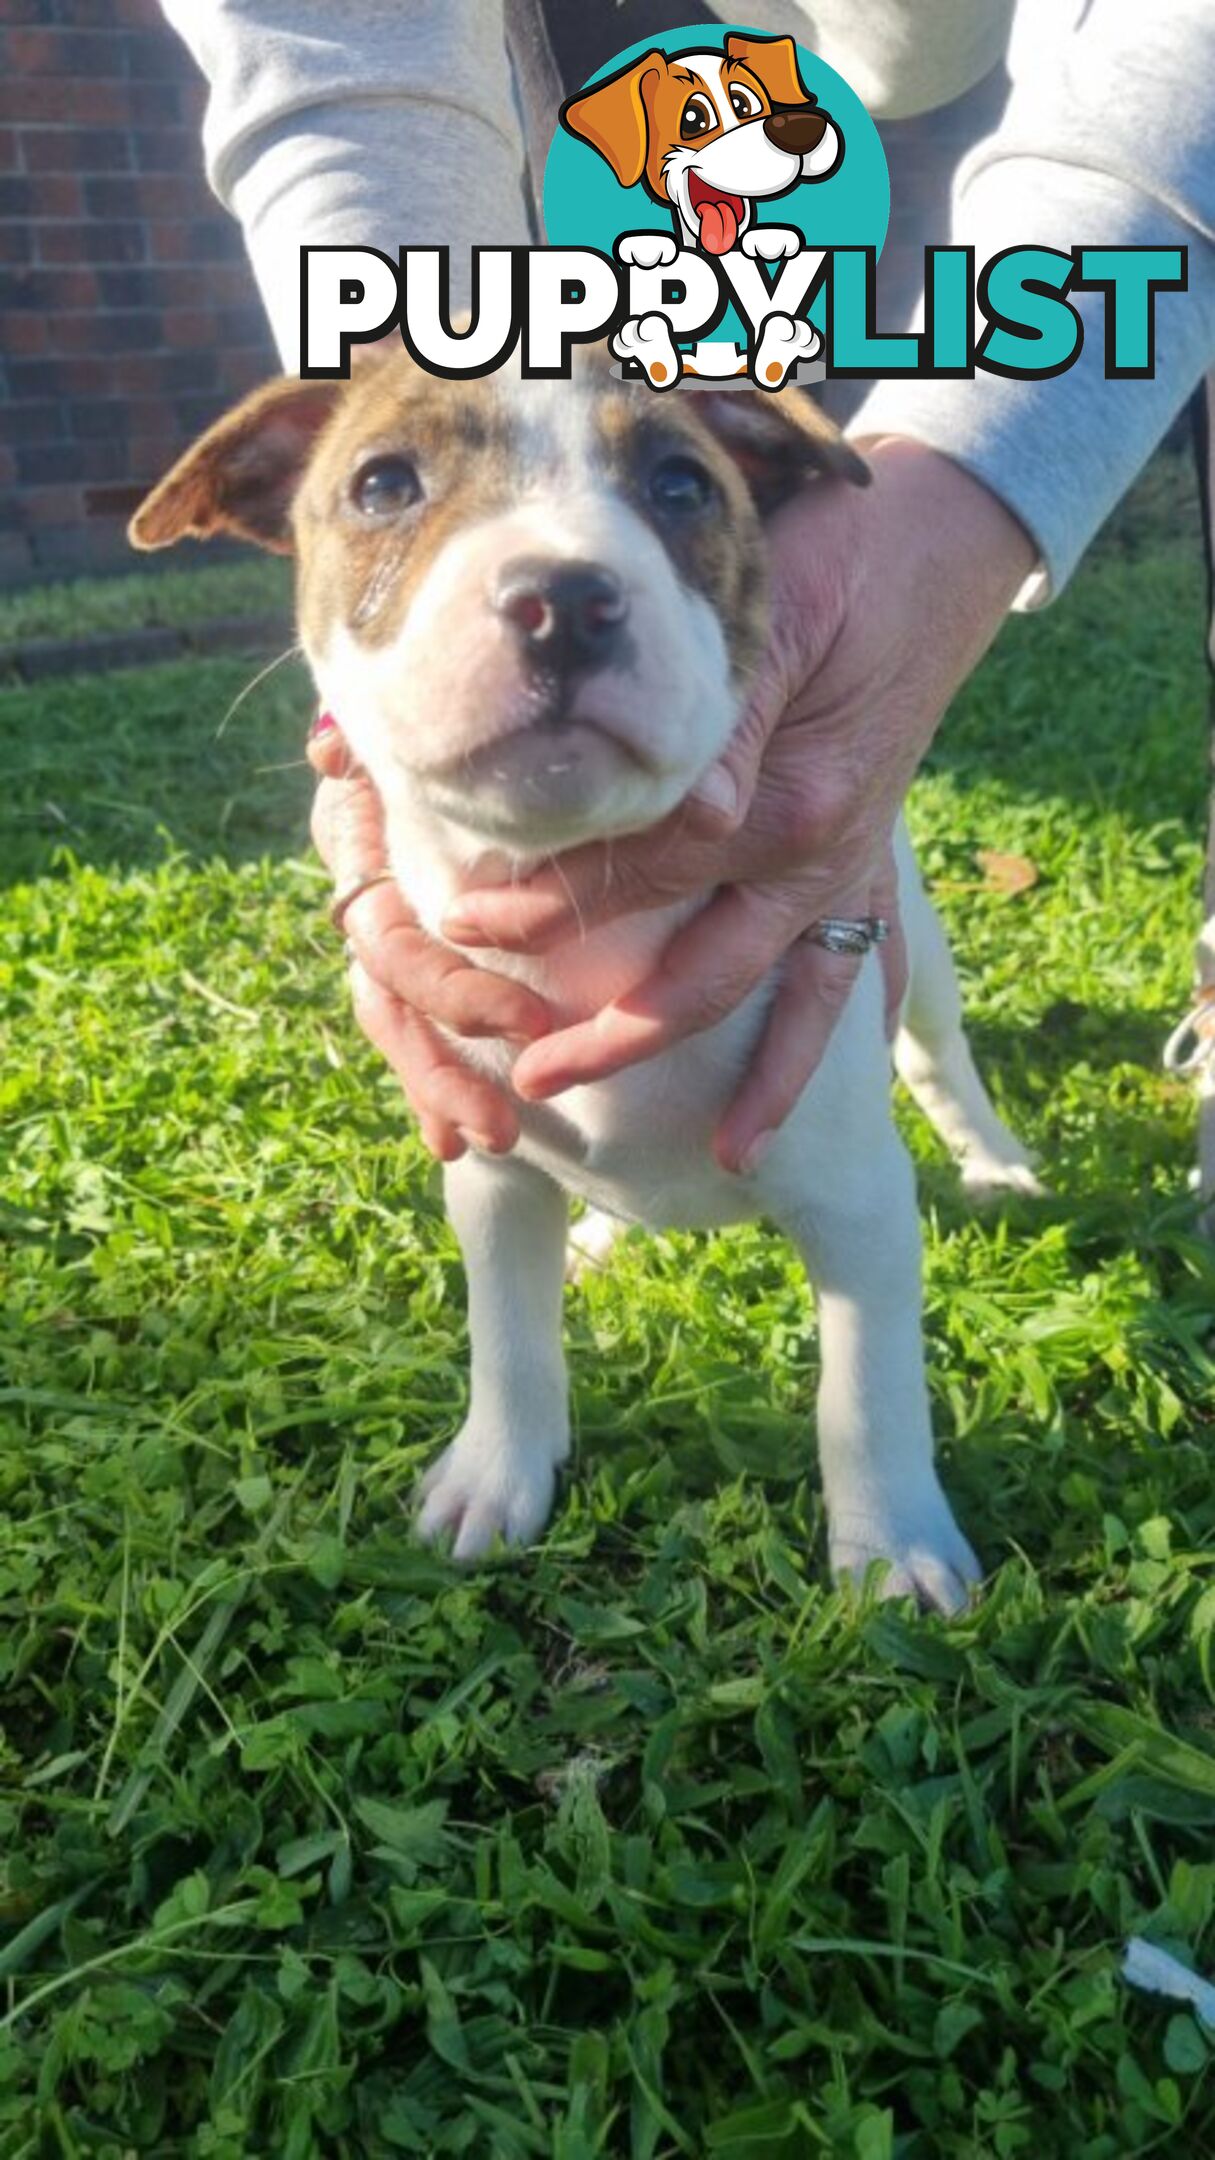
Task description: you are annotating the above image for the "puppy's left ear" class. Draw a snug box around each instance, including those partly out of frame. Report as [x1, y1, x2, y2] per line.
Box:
[725, 33, 812, 108]
[128, 377, 344, 554]
[694, 387, 869, 511]
[561, 50, 666, 189]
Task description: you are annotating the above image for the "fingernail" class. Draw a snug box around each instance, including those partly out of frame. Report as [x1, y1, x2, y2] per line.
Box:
[736, 1129, 775, 1177]
[691, 764, 738, 822]
[441, 910, 488, 946]
[310, 709, 338, 739]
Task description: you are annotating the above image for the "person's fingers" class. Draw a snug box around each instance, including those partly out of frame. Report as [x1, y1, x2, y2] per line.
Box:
[682, 641, 792, 840]
[306, 711, 354, 780]
[344, 879, 552, 1041]
[441, 813, 701, 950]
[348, 962, 521, 1155]
[510, 880, 795, 1100]
[311, 765, 389, 885]
[712, 929, 867, 1173]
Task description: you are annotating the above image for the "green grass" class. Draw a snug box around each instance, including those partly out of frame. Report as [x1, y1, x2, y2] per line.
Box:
[0, 555, 291, 647]
[4, 452, 1215, 2156]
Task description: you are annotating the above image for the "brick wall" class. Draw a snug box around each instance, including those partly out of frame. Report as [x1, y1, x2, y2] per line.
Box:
[0, 0, 278, 586]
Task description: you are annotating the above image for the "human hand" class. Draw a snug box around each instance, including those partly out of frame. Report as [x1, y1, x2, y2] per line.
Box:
[307, 717, 551, 1161]
[439, 440, 1036, 1172]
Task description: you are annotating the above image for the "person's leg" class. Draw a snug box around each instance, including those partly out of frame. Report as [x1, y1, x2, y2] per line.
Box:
[1185, 378, 1215, 1217]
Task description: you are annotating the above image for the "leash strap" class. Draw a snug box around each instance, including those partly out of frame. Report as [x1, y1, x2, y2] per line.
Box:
[505, 0, 725, 234]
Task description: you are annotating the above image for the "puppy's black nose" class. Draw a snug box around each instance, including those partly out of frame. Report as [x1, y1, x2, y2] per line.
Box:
[763, 107, 829, 155]
[494, 557, 628, 675]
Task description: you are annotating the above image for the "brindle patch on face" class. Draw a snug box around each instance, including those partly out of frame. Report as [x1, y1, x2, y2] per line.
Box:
[290, 345, 772, 699]
[292, 362, 522, 657]
[593, 389, 769, 692]
[290, 344, 867, 730]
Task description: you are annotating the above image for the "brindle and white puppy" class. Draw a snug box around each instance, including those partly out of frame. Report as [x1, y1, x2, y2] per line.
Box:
[132, 346, 1039, 1608]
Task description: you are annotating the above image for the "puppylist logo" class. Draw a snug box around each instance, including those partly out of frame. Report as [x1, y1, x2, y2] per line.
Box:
[299, 25, 1188, 393]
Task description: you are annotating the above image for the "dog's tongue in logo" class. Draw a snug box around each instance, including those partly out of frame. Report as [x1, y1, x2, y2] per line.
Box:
[688, 172, 745, 256]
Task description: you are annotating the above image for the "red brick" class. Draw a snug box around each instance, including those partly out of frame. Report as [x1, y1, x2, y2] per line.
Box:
[27, 173, 83, 217]
[22, 126, 133, 174]
[66, 82, 134, 127]
[2, 27, 113, 75]
[29, 268, 99, 310]
[161, 307, 217, 348]
[149, 219, 243, 266]
[20, 481, 85, 526]
[30, 355, 115, 395]
[85, 171, 196, 219]
[0, 400, 64, 446]
[127, 433, 184, 479]
[37, 219, 144, 264]
[0, 310, 47, 354]
[217, 347, 273, 395]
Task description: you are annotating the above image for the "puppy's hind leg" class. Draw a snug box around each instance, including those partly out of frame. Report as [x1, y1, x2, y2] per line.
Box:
[896, 841, 1045, 1199]
[566, 1207, 630, 1284]
[417, 1153, 570, 1560]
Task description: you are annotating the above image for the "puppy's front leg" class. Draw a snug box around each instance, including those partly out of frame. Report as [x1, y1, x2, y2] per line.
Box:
[417, 1154, 569, 1560]
[780, 1139, 980, 1612]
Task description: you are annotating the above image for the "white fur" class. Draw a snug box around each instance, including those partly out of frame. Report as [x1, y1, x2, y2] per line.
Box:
[308, 381, 1037, 1610]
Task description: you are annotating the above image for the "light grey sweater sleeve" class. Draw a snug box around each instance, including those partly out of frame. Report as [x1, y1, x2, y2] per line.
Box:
[160, 0, 529, 368]
[854, 0, 1215, 606]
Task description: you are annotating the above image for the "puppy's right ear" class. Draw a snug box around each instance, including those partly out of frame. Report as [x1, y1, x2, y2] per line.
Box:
[561, 50, 667, 189]
[128, 377, 344, 554]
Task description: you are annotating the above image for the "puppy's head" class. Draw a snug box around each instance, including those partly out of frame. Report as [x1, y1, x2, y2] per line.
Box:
[562, 36, 840, 255]
[130, 347, 865, 858]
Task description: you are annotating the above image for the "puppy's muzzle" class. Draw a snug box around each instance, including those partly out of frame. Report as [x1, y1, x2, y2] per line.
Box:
[494, 557, 629, 682]
[763, 108, 829, 155]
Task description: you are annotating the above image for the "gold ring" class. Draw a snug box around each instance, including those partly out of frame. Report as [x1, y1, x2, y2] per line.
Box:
[329, 870, 395, 934]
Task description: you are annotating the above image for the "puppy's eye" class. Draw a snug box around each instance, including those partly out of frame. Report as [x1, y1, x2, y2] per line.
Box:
[729, 84, 763, 119]
[648, 454, 717, 516]
[352, 454, 422, 518]
[680, 95, 715, 140]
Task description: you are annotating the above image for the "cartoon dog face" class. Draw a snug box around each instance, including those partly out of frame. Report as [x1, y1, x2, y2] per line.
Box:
[562, 34, 842, 256]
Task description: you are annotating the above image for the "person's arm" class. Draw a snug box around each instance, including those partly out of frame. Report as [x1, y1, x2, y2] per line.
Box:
[160, 0, 529, 365]
[855, 0, 1215, 605]
[440, 0, 1215, 1169]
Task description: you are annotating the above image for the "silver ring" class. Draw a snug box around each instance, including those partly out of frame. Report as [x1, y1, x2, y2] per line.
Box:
[807, 915, 891, 958]
[329, 869, 395, 934]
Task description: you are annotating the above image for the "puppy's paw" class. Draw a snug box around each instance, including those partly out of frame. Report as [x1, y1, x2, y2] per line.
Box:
[611, 313, 682, 389]
[751, 311, 820, 389]
[416, 1429, 565, 1561]
[566, 1208, 629, 1284]
[829, 1486, 981, 1615]
[616, 232, 680, 271]
[960, 1152, 1048, 1202]
[741, 225, 802, 262]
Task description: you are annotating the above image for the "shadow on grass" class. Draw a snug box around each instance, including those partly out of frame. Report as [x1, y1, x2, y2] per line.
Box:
[3, 647, 314, 887]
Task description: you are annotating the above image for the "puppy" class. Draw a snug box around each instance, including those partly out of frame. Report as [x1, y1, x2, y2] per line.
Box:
[564, 33, 840, 386]
[131, 346, 1040, 1609]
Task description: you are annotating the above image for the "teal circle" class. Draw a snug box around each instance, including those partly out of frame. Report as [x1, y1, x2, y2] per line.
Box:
[542, 23, 889, 350]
